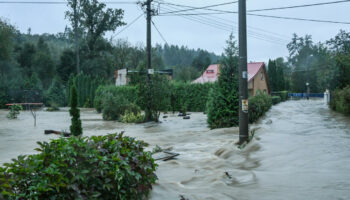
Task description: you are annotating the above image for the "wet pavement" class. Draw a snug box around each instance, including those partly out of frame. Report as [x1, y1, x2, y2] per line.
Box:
[0, 100, 349, 200]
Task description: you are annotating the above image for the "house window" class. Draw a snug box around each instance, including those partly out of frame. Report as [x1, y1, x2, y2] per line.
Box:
[206, 70, 214, 73]
[260, 72, 264, 80]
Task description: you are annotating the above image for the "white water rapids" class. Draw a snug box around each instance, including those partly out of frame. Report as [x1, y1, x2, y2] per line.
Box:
[0, 100, 349, 199]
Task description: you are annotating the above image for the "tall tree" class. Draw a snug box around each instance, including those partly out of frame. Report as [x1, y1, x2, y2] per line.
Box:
[207, 34, 239, 129]
[80, 0, 125, 58]
[66, 0, 83, 74]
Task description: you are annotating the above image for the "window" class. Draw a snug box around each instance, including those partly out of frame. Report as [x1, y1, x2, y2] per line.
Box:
[207, 70, 214, 73]
[260, 72, 264, 80]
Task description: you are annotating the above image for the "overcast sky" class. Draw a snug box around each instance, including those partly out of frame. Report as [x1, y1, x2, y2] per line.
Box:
[0, 0, 349, 62]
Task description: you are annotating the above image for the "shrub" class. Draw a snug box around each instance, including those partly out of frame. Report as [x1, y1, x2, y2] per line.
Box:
[46, 102, 60, 112]
[136, 74, 171, 122]
[249, 94, 272, 123]
[102, 93, 141, 121]
[0, 133, 157, 199]
[121, 110, 145, 123]
[271, 96, 282, 105]
[7, 104, 23, 119]
[330, 86, 350, 115]
[94, 85, 137, 113]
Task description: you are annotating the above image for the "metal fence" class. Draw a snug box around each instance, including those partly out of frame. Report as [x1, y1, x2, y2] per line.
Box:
[288, 93, 324, 98]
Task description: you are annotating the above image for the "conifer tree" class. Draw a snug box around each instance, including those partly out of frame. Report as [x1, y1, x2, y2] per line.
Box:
[207, 34, 239, 129]
[69, 83, 82, 136]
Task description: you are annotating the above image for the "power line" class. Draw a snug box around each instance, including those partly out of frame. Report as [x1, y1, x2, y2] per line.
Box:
[248, 0, 350, 12]
[159, 11, 350, 25]
[111, 13, 144, 39]
[158, 1, 238, 15]
[151, 20, 168, 44]
[159, 6, 287, 45]
[0, 1, 137, 4]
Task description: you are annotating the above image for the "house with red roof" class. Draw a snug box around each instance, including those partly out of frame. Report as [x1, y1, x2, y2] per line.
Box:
[192, 62, 270, 96]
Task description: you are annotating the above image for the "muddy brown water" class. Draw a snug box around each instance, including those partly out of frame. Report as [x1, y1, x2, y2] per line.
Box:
[0, 100, 349, 200]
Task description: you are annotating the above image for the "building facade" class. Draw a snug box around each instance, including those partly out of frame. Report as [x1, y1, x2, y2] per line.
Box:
[192, 62, 270, 96]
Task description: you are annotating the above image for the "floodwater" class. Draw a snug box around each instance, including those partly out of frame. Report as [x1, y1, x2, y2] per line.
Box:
[0, 100, 349, 200]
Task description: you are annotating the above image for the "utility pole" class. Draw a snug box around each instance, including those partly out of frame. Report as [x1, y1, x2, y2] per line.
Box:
[238, 0, 249, 144]
[146, 0, 152, 71]
[142, 0, 154, 121]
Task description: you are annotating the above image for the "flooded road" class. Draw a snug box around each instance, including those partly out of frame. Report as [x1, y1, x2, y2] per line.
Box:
[0, 100, 349, 200]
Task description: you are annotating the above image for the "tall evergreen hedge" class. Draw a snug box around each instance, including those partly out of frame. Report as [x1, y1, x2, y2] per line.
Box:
[69, 84, 82, 136]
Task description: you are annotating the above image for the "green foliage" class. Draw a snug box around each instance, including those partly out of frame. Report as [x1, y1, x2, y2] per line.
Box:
[330, 85, 350, 115]
[94, 85, 137, 113]
[206, 34, 239, 129]
[136, 73, 171, 122]
[272, 91, 289, 102]
[249, 94, 272, 124]
[69, 84, 83, 136]
[45, 76, 66, 107]
[271, 96, 282, 105]
[101, 92, 140, 121]
[67, 73, 106, 108]
[121, 110, 145, 123]
[171, 82, 215, 113]
[7, 104, 23, 119]
[268, 58, 288, 92]
[0, 133, 157, 200]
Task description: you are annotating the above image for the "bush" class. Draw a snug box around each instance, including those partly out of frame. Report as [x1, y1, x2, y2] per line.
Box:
[121, 110, 145, 123]
[0, 133, 157, 199]
[7, 104, 23, 119]
[45, 76, 66, 107]
[271, 96, 282, 105]
[271, 91, 289, 102]
[330, 86, 350, 115]
[249, 94, 272, 123]
[94, 85, 137, 113]
[102, 93, 141, 121]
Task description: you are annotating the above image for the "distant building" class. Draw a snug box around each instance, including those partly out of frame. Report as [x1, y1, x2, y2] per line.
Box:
[115, 69, 173, 86]
[192, 62, 270, 96]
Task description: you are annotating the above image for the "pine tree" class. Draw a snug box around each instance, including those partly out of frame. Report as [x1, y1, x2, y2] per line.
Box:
[69, 83, 82, 136]
[206, 34, 239, 129]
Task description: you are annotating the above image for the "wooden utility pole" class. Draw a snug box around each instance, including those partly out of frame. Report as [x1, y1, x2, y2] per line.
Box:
[146, 0, 152, 71]
[238, 0, 249, 144]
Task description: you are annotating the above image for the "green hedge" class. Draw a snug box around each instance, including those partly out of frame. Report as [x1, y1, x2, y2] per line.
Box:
[171, 82, 215, 112]
[0, 133, 157, 199]
[95, 83, 215, 114]
[271, 91, 289, 102]
[249, 94, 273, 123]
[330, 86, 350, 115]
[271, 96, 282, 105]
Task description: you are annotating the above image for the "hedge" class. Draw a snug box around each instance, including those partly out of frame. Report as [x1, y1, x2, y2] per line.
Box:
[249, 94, 273, 123]
[271, 96, 282, 105]
[95, 83, 215, 114]
[0, 133, 157, 200]
[330, 86, 350, 115]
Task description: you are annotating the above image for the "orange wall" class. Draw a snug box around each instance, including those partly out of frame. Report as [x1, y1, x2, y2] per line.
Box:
[252, 67, 269, 95]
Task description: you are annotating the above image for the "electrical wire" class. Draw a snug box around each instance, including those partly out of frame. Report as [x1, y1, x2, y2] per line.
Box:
[248, 0, 350, 12]
[158, 1, 238, 15]
[159, 5, 287, 45]
[0, 1, 137, 4]
[151, 20, 168, 44]
[111, 13, 144, 39]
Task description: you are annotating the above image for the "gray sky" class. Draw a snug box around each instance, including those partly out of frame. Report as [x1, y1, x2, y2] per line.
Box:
[0, 0, 350, 62]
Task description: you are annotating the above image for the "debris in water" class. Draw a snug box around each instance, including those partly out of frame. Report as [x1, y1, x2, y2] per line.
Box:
[44, 130, 71, 137]
[163, 116, 168, 118]
[265, 119, 273, 124]
[153, 151, 180, 161]
[179, 195, 189, 200]
[225, 171, 232, 179]
[183, 116, 190, 120]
